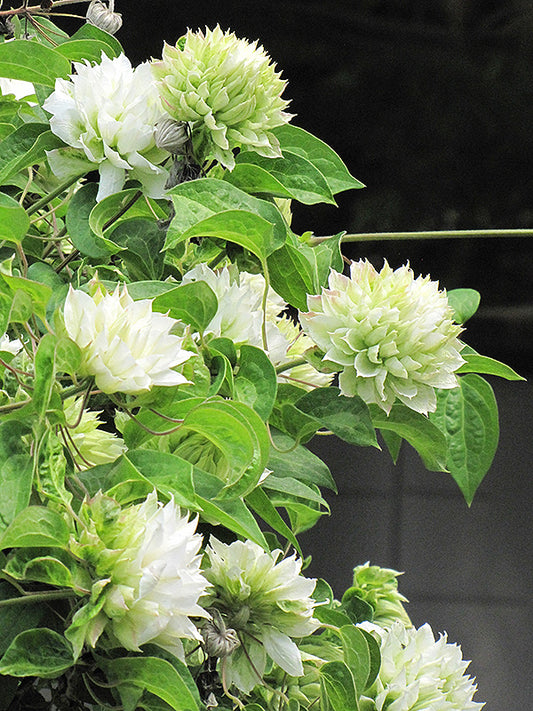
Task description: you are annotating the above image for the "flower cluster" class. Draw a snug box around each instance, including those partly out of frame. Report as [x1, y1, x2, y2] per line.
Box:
[151, 26, 292, 169]
[300, 260, 465, 414]
[63, 284, 194, 394]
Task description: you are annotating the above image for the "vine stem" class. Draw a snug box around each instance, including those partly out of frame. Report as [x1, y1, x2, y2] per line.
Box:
[339, 228, 533, 243]
[0, 0, 90, 16]
[0, 590, 76, 607]
[26, 174, 87, 216]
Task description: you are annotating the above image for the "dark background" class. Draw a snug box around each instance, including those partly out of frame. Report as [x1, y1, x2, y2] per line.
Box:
[114, 3, 533, 709]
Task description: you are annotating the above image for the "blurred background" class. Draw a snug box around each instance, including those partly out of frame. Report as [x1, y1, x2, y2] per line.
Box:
[117, 2, 533, 709]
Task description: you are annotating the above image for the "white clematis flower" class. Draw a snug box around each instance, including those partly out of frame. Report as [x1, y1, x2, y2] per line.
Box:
[300, 260, 465, 414]
[0, 333, 22, 357]
[69, 492, 210, 658]
[360, 621, 484, 710]
[182, 264, 327, 387]
[0, 77, 35, 101]
[63, 284, 194, 394]
[43, 53, 168, 201]
[182, 263, 288, 361]
[104, 494, 209, 657]
[202, 538, 319, 693]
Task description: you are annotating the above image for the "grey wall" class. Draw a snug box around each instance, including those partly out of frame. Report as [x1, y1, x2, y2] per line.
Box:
[303, 377, 533, 711]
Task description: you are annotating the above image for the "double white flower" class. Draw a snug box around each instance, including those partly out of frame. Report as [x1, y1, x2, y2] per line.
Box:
[182, 264, 330, 389]
[63, 285, 194, 394]
[361, 621, 484, 710]
[202, 538, 318, 693]
[43, 53, 168, 201]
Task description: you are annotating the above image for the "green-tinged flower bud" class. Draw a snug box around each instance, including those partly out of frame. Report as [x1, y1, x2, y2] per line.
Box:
[343, 562, 411, 628]
[86, 0, 122, 35]
[63, 397, 125, 470]
[154, 117, 190, 154]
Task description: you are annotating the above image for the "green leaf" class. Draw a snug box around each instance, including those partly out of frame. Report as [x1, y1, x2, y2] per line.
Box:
[0, 192, 29, 243]
[208, 351, 235, 398]
[320, 661, 359, 711]
[230, 150, 336, 204]
[267, 242, 317, 311]
[457, 353, 525, 381]
[358, 628, 381, 691]
[178, 210, 275, 263]
[0, 506, 70, 549]
[111, 218, 166, 281]
[246, 486, 302, 555]
[180, 399, 269, 497]
[102, 656, 200, 711]
[273, 124, 365, 195]
[296, 387, 378, 448]
[0, 122, 63, 186]
[14, 555, 74, 588]
[447, 288, 481, 324]
[0, 40, 71, 86]
[0, 582, 45, 657]
[69, 22, 123, 57]
[121, 450, 197, 510]
[340, 626, 370, 693]
[0, 271, 52, 323]
[32, 333, 57, 421]
[235, 345, 278, 420]
[152, 281, 218, 333]
[165, 178, 287, 257]
[430, 375, 499, 504]
[89, 188, 165, 239]
[267, 429, 337, 491]
[314, 607, 354, 628]
[0, 421, 33, 532]
[54, 38, 119, 63]
[193, 469, 268, 548]
[262, 475, 328, 508]
[370, 404, 448, 472]
[66, 182, 123, 259]
[0, 628, 74, 678]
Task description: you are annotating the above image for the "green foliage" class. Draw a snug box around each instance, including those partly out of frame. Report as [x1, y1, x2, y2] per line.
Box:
[430, 374, 500, 504]
[0, 14, 517, 711]
[0, 628, 74, 678]
[0, 192, 29, 243]
[0, 40, 71, 86]
[102, 655, 201, 711]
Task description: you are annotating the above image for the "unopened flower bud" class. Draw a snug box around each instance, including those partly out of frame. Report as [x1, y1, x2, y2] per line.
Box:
[202, 611, 240, 658]
[154, 118, 190, 154]
[86, 0, 122, 35]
